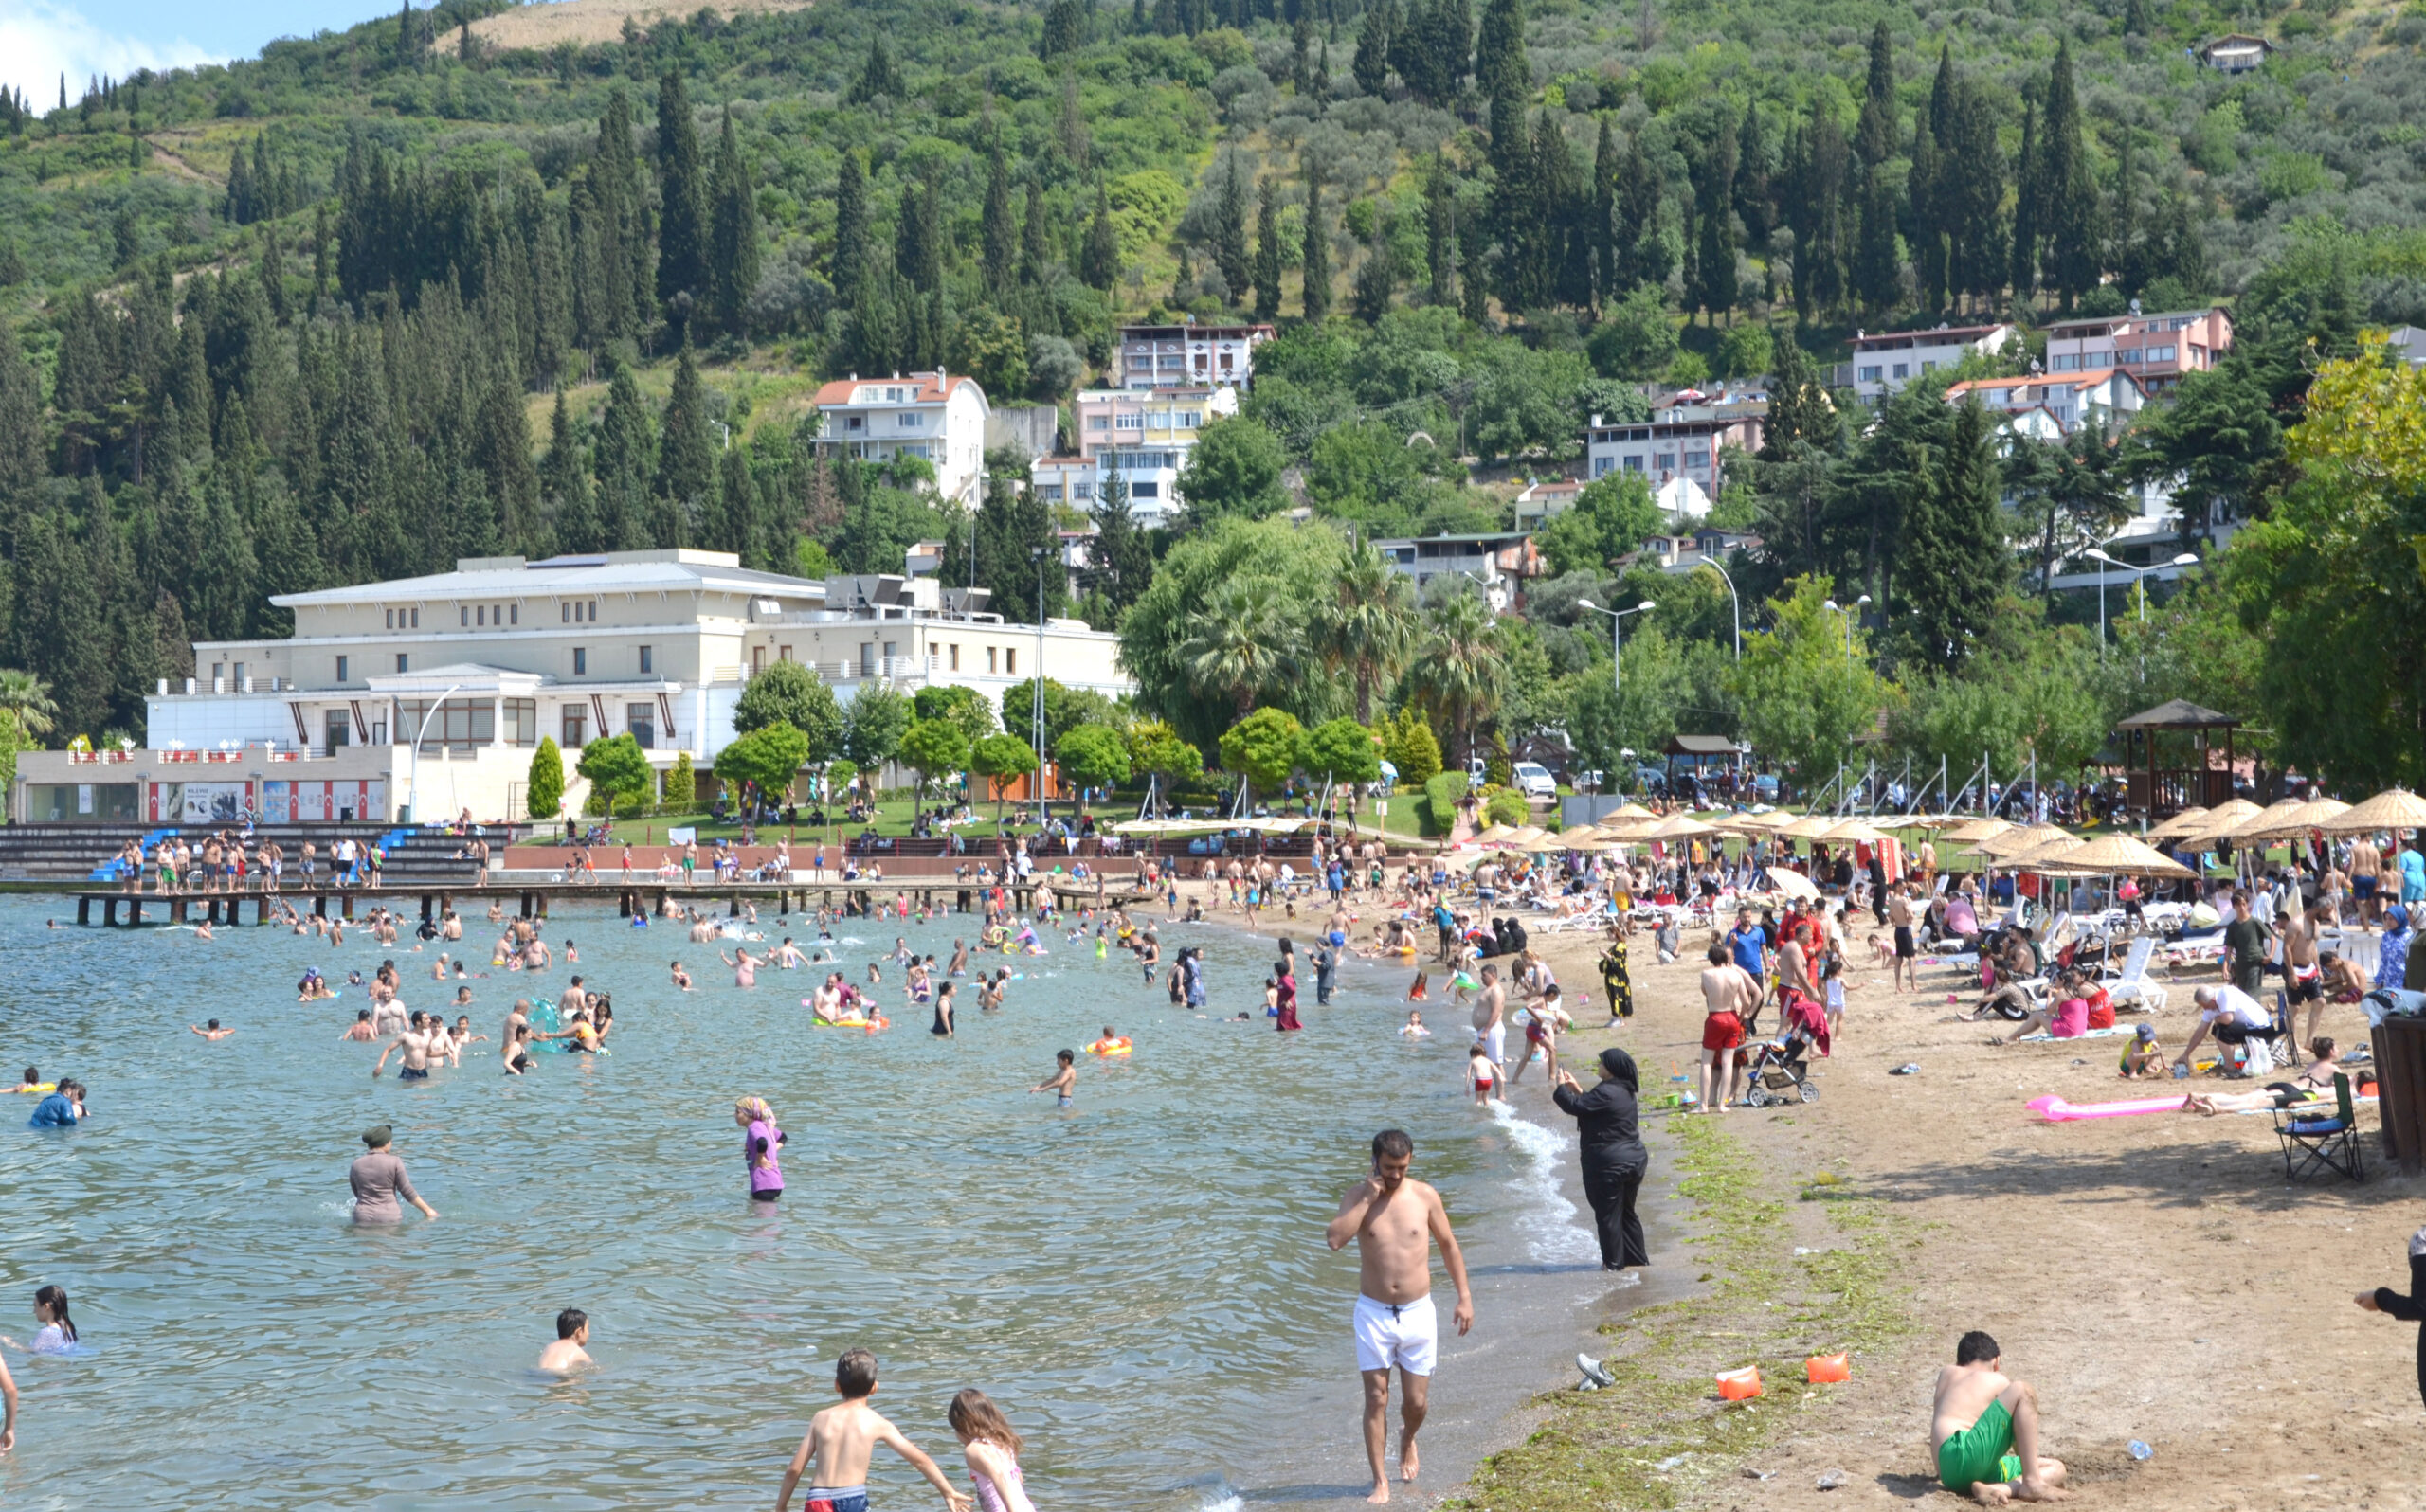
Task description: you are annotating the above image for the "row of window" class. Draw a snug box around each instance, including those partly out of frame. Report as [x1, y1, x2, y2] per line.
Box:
[381, 603, 603, 630]
[332, 646, 654, 683]
[318, 698, 663, 751]
[1856, 359, 1941, 384]
[2050, 347, 2178, 371]
[841, 412, 924, 430]
[1088, 411, 1204, 431]
[1599, 449, 1711, 475]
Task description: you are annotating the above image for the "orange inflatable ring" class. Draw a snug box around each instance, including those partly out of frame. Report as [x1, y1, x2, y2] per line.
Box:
[1086, 1037, 1132, 1056]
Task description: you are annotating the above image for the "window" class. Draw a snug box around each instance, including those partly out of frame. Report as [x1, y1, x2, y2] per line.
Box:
[398, 698, 496, 751]
[625, 704, 656, 749]
[1921, 360, 1938, 373]
[1857, 365, 1883, 383]
[1005, 648, 1018, 675]
[385, 609, 394, 629]
[1146, 411, 1170, 430]
[2151, 344, 2177, 362]
[2119, 348, 2143, 365]
[1891, 362, 1910, 380]
[751, 646, 767, 675]
[1176, 410, 1202, 427]
[572, 647, 588, 675]
[1592, 457, 1612, 477]
[846, 415, 865, 431]
[1622, 455, 1645, 473]
[1115, 412, 1144, 430]
[561, 706, 588, 747]
[335, 656, 350, 683]
[1132, 481, 1160, 499]
[778, 645, 793, 662]
[639, 645, 654, 675]
[884, 387, 905, 402]
[1087, 413, 1110, 430]
[859, 643, 877, 677]
[1073, 480, 1092, 500]
[509, 604, 518, 625]
[324, 710, 353, 750]
[504, 698, 537, 747]
[949, 644, 961, 672]
[899, 412, 923, 428]
[1654, 452, 1676, 473]
[987, 646, 998, 674]
[1040, 484, 1062, 501]
[396, 654, 408, 674]
[1684, 448, 1711, 471]
[561, 603, 570, 623]
[2051, 353, 2078, 371]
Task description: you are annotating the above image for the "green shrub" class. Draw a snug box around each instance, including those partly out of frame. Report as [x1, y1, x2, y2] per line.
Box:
[1420, 769, 1471, 836]
[1483, 786, 1530, 826]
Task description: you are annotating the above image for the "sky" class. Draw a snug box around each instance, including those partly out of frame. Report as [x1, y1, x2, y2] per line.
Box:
[0, 0, 401, 102]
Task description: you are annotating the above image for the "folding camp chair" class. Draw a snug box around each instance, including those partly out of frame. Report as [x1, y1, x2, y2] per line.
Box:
[2274, 1073, 2363, 1183]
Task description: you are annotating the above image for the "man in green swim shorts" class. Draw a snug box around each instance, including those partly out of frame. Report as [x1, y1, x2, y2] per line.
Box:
[1928, 1331, 2069, 1504]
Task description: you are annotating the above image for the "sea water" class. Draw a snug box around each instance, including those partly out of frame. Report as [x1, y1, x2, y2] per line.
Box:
[0, 900, 1585, 1508]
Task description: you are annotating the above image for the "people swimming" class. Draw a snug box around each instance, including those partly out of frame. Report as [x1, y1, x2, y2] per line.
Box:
[1031, 1050, 1077, 1108]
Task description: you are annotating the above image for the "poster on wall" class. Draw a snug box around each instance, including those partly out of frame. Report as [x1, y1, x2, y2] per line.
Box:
[290, 781, 388, 823]
[177, 782, 254, 823]
[262, 782, 292, 825]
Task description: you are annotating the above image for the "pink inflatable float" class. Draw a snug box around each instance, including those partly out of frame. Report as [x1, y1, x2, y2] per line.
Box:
[2026, 1094, 2184, 1122]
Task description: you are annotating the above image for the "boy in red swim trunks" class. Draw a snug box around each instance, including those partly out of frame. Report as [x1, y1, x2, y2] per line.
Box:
[775, 1349, 970, 1512]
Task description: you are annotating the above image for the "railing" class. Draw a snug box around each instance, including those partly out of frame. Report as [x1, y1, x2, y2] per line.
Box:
[66, 750, 137, 764]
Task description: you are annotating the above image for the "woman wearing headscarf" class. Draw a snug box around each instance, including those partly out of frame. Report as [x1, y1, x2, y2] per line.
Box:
[1552, 1048, 1649, 1272]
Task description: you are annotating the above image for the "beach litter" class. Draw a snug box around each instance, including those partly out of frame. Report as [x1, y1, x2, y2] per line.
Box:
[1816, 1467, 1849, 1490]
[2128, 1440, 2153, 1461]
[1576, 1354, 1615, 1391]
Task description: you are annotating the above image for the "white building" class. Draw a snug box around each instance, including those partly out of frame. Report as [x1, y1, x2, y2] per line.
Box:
[1512, 478, 1583, 531]
[813, 369, 990, 509]
[1115, 321, 1275, 391]
[1029, 455, 1095, 507]
[1374, 533, 1546, 615]
[11, 549, 1132, 825]
[1067, 385, 1240, 527]
[1942, 369, 2145, 434]
[1847, 323, 2016, 402]
[1584, 395, 1765, 505]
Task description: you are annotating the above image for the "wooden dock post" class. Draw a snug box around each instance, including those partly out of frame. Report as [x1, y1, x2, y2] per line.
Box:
[79, 896, 92, 926]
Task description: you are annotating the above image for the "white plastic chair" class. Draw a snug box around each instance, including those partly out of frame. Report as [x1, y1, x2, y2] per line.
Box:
[2100, 935, 2167, 1014]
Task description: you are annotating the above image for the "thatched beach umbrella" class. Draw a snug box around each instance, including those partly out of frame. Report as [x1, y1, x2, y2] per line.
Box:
[2039, 833, 2199, 879]
[1940, 817, 2014, 846]
[2319, 788, 2426, 836]
[2143, 806, 2210, 841]
[1974, 823, 2074, 859]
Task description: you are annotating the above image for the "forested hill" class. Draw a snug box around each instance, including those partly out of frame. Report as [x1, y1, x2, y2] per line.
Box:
[1, 0, 2425, 748]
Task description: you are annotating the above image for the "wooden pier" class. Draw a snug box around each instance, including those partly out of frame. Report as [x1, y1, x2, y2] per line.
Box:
[69, 876, 1156, 927]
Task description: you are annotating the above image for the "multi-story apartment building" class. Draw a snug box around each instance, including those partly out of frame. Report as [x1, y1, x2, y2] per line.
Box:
[2041, 305, 2232, 392]
[1114, 321, 1275, 391]
[1583, 394, 1765, 513]
[1942, 369, 2146, 434]
[1066, 385, 1240, 526]
[11, 549, 1130, 825]
[812, 369, 991, 508]
[1846, 323, 2016, 401]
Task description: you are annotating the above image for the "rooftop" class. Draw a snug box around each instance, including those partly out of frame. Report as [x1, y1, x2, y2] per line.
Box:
[812, 370, 985, 407]
[1849, 323, 2011, 350]
[268, 550, 830, 609]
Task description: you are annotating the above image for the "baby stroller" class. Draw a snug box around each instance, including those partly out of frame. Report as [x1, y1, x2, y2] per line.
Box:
[1739, 1027, 1820, 1107]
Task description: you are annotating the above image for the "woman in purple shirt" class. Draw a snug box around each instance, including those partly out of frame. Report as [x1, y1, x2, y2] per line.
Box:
[736, 1096, 785, 1201]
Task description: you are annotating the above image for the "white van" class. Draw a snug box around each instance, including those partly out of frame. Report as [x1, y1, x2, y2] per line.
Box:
[1511, 762, 1557, 801]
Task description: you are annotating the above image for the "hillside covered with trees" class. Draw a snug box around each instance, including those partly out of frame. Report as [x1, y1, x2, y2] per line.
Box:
[1, 0, 2423, 794]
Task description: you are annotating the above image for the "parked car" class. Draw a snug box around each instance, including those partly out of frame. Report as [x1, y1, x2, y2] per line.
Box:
[1511, 761, 1558, 800]
[1749, 773, 1781, 801]
[1630, 765, 1669, 796]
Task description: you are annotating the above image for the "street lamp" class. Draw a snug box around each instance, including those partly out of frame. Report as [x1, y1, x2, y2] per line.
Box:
[2083, 549, 2201, 654]
[400, 681, 465, 825]
[1030, 544, 1050, 834]
[1696, 558, 1745, 660]
[1577, 599, 1656, 698]
[1820, 595, 1870, 658]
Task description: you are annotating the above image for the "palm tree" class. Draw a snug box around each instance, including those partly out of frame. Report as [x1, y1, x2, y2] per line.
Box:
[0, 670, 60, 739]
[1313, 539, 1418, 724]
[1179, 578, 1303, 717]
[1409, 589, 1507, 765]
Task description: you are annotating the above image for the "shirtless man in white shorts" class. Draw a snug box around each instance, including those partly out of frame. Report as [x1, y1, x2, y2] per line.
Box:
[1326, 1128, 1476, 1504]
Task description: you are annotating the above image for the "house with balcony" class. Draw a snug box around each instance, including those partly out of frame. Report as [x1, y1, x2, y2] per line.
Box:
[1028, 455, 1095, 507]
[1639, 528, 1759, 576]
[10, 549, 1132, 825]
[1512, 478, 1583, 531]
[1584, 394, 1765, 515]
[1373, 533, 1546, 614]
[1070, 385, 1240, 526]
[1846, 323, 2017, 402]
[812, 369, 990, 509]
[2042, 305, 2232, 392]
[2197, 34, 2271, 72]
[1942, 368, 2146, 434]
[1114, 321, 1275, 391]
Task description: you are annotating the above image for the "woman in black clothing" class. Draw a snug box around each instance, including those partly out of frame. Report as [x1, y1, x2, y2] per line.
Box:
[2356, 1225, 2426, 1409]
[1552, 1047, 1650, 1272]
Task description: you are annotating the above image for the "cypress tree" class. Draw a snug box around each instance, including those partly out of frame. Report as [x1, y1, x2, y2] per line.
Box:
[1853, 170, 1899, 318]
[710, 442, 759, 561]
[1090, 469, 1152, 613]
[1301, 157, 1331, 321]
[2124, 0, 2152, 37]
[1855, 20, 1896, 167]
[1019, 182, 1052, 285]
[982, 145, 1018, 286]
[1425, 153, 1458, 308]
[1474, 0, 1527, 101]
[654, 72, 708, 318]
[1542, 112, 1591, 310]
[833, 151, 868, 305]
[1903, 399, 2009, 668]
[707, 109, 762, 336]
[1252, 175, 1284, 320]
[541, 389, 598, 552]
[1293, 16, 1315, 94]
[1351, 222, 1395, 323]
[1591, 117, 1619, 305]
[846, 37, 906, 105]
[1354, 0, 1393, 96]
[1947, 81, 2006, 310]
[654, 346, 713, 543]
[1612, 130, 1664, 292]
[1212, 153, 1252, 300]
[2009, 98, 2040, 304]
[897, 178, 945, 294]
[1487, 84, 1534, 308]
[472, 369, 543, 553]
[1080, 181, 1121, 291]
[2039, 41, 2099, 313]
[1692, 112, 1738, 324]
[1734, 100, 1772, 245]
[1040, 0, 1086, 62]
[1909, 114, 1946, 313]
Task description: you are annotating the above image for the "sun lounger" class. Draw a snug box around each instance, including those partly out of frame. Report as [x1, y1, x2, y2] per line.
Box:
[2099, 936, 2168, 1014]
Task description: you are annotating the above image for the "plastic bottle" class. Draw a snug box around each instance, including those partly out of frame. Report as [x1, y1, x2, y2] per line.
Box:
[2127, 1440, 2152, 1461]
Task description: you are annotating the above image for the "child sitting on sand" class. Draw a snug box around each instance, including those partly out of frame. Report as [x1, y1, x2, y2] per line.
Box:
[2119, 1023, 2170, 1079]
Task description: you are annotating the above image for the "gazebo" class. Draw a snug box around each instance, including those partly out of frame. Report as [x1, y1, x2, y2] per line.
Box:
[1664, 734, 1742, 799]
[2113, 699, 2240, 818]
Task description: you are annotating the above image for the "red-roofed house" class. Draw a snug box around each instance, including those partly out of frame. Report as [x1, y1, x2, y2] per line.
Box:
[813, 369, 991, 509]
[1942, 369, 2145, 434]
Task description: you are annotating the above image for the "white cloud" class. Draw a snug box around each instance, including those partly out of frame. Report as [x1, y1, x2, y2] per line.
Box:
[0, 1, 217, 105]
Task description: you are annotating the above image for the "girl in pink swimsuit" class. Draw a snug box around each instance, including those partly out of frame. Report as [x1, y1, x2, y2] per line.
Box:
[948, 1389, 1037, 1512]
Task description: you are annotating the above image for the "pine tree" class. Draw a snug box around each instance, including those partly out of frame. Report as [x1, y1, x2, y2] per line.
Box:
[2038, 41, 2099, 313]
[473, 369, 543, 553]
[1758, 326, 1833, 458]
[982, 145, 1018, 286]
[1040, 0, 1087, 61]
[1252, 175, 1284, 320]
[1090, 469, 1153, 613]
[833, 151, 868, 305]
[1855, 21, 1896, 168]
[655, 346, 715, 533]
[1301, 157, 1331, 321]
[1474, 0, 1527, 101]
[1080, 181, 1121, 290]
[706, 109, 761, 336]
[654, 72, 708, 321]
[1354, 0, 1393, 96]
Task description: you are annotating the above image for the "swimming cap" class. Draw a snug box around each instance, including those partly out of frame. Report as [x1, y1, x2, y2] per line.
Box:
[362, 1125, 392, 1147]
